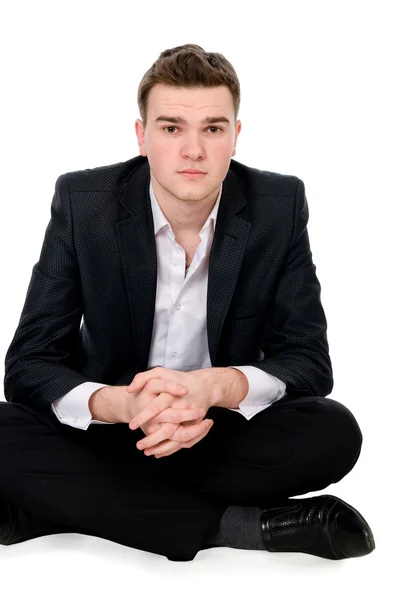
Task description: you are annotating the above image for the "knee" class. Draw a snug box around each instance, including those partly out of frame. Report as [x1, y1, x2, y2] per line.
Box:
[318, 397, 363, 476]
[326, 398, 362, 446]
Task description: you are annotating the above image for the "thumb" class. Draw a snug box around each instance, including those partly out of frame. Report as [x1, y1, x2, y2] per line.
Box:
[126, 382, 139, 393]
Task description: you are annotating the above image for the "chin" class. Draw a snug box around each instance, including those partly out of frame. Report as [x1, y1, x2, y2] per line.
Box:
[175, 190, 206, 202]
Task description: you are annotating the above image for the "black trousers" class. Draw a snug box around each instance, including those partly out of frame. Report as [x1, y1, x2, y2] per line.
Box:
[0, 395, 362, 561]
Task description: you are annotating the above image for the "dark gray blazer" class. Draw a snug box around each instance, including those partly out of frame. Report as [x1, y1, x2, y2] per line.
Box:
[4, 155, 333, 416]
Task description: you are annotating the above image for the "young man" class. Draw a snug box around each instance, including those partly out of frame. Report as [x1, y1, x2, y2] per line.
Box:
[1, 44, 375, 562]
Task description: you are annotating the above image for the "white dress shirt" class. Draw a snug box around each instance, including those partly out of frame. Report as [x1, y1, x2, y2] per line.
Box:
[52, 180, 286, 430]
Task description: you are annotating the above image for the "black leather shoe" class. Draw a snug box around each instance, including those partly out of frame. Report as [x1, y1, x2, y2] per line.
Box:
[260, 494, 375, 560]
[0, 498, 90, 546]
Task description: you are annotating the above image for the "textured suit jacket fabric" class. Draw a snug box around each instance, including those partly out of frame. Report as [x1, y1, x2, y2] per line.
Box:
[51, 179, 287, 429]
[4, 155, 333, 417]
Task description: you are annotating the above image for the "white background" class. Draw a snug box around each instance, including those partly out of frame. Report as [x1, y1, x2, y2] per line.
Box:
[0, 0, 399, 598]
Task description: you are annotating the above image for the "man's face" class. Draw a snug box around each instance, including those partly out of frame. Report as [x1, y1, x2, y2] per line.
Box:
[135, 84, 241, 204]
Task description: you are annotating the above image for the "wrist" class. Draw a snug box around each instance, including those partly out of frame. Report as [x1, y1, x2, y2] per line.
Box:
[89, 385, 131, 423]
[211, 367, 249, 409]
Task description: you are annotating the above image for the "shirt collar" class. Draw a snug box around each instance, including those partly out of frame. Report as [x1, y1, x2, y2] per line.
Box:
[149, 179, 223, 236]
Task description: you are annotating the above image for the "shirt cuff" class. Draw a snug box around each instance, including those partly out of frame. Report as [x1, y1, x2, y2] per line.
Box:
[51, 382, 114, 430]
[226, 366, 286, 420]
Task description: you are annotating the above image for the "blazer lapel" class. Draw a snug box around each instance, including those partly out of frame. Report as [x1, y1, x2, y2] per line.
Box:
[206, 171, 251, 365]
[115, 159, 251, 370]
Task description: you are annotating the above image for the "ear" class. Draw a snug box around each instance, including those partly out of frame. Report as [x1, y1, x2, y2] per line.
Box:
[135, 119, 147, 157]
[232, 120, 241, 157]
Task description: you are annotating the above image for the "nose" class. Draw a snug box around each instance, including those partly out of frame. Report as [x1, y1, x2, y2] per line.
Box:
[180, 132, 205, 161]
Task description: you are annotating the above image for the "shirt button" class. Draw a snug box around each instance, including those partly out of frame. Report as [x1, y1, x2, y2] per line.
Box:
[172, 260, 177, 266]
[176, 304, 181, 310]
[171, 351, 177, 357]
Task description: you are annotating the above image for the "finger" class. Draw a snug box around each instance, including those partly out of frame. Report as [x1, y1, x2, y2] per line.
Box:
[126, 370, 186, 393]
[128, 377, 188, 399]
[138, 408, 204, 450]
[147, 420, 213, 456]
[145, 378, 188, 397]
[144, 422, 161, 435]
[129, 381, 189, 431]
[183, 420, 214, 449]
[154, 442, 183, 458]
[125, 367, 165, 392]
[129, 392, 173, 430]
[141, 411, 206, 450]
[137, 422, 177, 451]
[146, 438, 183, 457]
[172, 419, 214, 445]
[144, 407, 205, 430]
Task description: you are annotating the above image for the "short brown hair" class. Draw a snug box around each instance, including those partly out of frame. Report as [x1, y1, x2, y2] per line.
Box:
[137, 44, 241, 128]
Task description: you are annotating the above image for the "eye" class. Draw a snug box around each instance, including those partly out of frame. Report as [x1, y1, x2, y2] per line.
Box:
[163, 126, 223, 134]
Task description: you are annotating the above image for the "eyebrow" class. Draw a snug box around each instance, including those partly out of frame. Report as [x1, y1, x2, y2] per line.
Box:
[155, 115, 230, 125]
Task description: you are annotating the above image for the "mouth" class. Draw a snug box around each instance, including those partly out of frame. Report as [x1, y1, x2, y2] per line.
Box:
[179, 170, 207, 178]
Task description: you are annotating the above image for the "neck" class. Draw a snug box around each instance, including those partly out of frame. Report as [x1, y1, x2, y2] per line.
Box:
[151, 175, 220, 235]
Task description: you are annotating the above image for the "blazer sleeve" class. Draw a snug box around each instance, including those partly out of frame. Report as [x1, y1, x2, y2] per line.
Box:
[3, 174, 90, 416]
[246, 178, 334, 398]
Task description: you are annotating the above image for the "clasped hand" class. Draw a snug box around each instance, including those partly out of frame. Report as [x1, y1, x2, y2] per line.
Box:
[125, 367, 221, 459]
